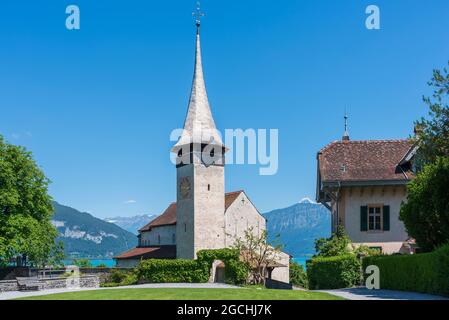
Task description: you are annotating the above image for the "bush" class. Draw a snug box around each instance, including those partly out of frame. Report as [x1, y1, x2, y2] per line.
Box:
[289, 262, 308, 288]
[307, 255, 361, 290]
[136, 259, 208, 283]
[197, 248, 248, 285]
[363, 243, 449, 296]
[73, 259, 92, 268]
[400, 157, 449, 252]
[102, 269, 138, 287]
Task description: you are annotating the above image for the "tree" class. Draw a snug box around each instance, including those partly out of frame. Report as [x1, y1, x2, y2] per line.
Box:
[400, 157, 449, 252]
[414, 62, 449, 167]
[314, 226, 351, 257]
[314, 225, 380, 257]
[73, 258, 93, 268]
[0, 135, 62, 267]
[231, 227, 283, 285]
[289, 261, 308, 288]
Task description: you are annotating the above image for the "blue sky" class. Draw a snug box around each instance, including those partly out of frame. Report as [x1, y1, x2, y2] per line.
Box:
[0, 1, 448, 218]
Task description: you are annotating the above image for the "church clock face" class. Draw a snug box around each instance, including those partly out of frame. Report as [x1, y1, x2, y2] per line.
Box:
[180, 177, 191, 199]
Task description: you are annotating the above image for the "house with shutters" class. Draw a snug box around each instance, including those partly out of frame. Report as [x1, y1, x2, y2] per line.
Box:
[316, 125, 417, 254]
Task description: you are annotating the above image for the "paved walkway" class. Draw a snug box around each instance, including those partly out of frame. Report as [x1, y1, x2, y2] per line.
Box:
[320, 287, 448, 300]
[0, 283, 240, 300]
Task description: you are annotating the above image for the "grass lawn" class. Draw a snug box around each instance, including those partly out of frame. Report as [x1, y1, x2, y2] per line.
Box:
[18, 288, 343, 300]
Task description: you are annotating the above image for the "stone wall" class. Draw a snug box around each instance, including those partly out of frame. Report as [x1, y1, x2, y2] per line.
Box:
[0, 280, 19, 292]
[79, 267, 130, 283]
[141, 225, 176, 246]
[224, 192, 266, 247]
[0, 275, 99, 292]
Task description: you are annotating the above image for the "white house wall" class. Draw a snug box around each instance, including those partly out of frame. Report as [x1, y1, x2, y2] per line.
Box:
[342, 186, 409, 254]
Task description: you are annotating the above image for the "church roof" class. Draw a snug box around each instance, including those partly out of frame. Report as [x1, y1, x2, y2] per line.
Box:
[317, 139, 415, 185]
[139, 191, 245, 232]
[139, 202, 177, 231]
[114, 245, 176, 260]
[172, 26, 225, 152]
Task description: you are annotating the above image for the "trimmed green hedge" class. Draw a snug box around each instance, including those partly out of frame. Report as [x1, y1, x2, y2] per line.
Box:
[136, 259, 208, 283]
[307, 255, 361, 289]
[134, 249, 248, 285]
[363, 244, 449, 296]
[197, 248, 248, 285]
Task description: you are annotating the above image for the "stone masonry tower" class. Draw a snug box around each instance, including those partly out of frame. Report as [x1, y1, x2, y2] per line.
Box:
[172, 17, 227, 259]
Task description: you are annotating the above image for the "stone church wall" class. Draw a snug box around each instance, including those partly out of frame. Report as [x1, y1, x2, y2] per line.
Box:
[224, 192, 266, 247]
[140, 225, 176, 246]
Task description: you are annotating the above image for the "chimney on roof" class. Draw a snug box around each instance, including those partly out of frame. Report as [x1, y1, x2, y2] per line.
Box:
[342, 113, 350, 141]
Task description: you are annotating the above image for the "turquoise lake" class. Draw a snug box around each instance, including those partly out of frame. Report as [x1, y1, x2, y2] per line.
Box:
[63, 259, 116, 268]
[63, 257, 310, 270]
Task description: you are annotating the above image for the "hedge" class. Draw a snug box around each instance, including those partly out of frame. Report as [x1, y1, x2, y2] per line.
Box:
[197, 248, 249, 285]
[307, 255, 361, 289]
[363, 243, 449, 296]
[136, 259, 208, 283]
[135, 248, 249, 285]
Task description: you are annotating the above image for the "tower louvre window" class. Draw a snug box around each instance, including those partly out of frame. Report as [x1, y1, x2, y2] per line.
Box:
[208, 184, 210, 191]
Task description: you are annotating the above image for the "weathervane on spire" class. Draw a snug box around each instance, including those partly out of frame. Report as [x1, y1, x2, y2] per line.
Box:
[342, 111, 350, 141]
[192, 1, 204, 27]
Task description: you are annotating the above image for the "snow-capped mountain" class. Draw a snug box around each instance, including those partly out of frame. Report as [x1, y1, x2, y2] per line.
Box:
[264, 198, 331, 258]
[104, 214, 157, 234]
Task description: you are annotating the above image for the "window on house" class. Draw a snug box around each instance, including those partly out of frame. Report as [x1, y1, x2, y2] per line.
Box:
[184, 223, 187, 232]
[158, 235, 161, 244]
[172, 233, 176, 244]
[368, 206, 382, 231]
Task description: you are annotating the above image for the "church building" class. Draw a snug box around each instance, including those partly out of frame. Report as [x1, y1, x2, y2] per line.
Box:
[115, 18, 290, 283]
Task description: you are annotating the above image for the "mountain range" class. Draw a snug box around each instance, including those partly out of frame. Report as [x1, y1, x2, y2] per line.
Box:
[263, 198, 331, 258]
[50, 198, 331, 259]
[51, 202, 137, 259]
[104, 214, 156, 235]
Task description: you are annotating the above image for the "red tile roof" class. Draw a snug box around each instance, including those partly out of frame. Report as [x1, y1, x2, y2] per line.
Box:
[114, 246, 176, 260]
[139, 191, 244, 231]
[318, 139, 415, 184]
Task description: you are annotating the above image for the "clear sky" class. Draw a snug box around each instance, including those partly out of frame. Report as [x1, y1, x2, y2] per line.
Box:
[0, 1, 448, 218]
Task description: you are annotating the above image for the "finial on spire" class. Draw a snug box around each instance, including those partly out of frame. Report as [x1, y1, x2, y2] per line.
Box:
[192, 1, 204, 28]
[342, 111, 350, 141]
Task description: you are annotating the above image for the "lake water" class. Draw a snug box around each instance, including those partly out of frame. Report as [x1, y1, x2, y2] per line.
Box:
[63, 259, 116, 268]
[63, 257, 309, 270]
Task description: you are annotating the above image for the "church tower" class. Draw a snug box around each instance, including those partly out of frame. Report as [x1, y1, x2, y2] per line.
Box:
[172, 13, 227, 259]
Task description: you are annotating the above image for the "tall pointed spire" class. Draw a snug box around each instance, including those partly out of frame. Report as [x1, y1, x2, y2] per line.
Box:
[173, 4, 224, 152]
[342, 112, 350, 141]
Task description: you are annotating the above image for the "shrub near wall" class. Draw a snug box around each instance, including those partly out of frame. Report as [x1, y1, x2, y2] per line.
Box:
[363, 244, 449, 296]
[307, 255, 361, 290]
[197, 249, 249, 285]
[136, 259, 208, 284]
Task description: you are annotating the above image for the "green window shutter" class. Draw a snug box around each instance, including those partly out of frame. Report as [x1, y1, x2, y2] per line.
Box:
[360, 206, 368, 231]
[383, 205, 390, 231]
